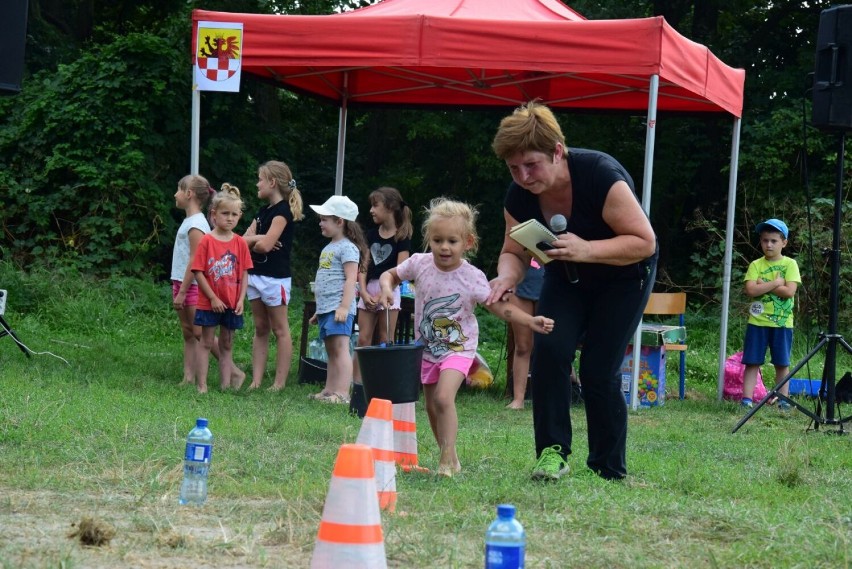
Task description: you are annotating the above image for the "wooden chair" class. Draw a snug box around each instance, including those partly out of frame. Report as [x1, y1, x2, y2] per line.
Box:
[643, 292, 688, 399]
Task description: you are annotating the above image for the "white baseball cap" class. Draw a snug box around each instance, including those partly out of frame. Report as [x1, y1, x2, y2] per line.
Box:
[309, 195, 358, 221]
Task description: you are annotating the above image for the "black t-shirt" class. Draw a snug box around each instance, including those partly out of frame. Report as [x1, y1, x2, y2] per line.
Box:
[504, 147, 654, 285]
[248, 200, 295, 278]
[365, 227, 412, 281]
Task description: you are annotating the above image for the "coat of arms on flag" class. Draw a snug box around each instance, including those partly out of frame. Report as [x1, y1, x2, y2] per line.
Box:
[194, 21, 244, 92]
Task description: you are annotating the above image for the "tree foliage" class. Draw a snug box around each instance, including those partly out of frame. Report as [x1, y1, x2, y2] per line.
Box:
[0, 26, 190, 272]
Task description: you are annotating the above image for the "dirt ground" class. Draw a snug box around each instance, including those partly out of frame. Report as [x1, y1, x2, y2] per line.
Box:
[0, 488, 316, 568]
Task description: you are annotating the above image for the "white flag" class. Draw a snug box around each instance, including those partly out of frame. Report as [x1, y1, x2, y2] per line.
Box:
[194, 21, 244, 93]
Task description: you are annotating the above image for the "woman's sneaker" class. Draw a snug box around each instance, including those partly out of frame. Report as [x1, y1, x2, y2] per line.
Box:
[531, 445, 570, 481]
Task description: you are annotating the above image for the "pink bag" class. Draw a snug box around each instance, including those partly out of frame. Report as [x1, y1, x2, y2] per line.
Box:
[723, 351, 767, 401]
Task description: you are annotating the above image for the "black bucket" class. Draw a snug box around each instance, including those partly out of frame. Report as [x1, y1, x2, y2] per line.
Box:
[298, 357, 327, 385]
[355, 344, 424, 403]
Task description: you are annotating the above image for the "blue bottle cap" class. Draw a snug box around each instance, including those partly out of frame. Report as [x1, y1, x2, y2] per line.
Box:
[196, 418, 208, 428]
[497, 504, 515, 518]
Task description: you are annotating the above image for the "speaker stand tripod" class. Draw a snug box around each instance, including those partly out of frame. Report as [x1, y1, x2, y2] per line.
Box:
[733, 130, 851, 434]
[0, 315, 31, 359]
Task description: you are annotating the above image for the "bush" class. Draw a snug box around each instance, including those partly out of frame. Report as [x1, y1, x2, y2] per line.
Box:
[0, 32, 190, 275]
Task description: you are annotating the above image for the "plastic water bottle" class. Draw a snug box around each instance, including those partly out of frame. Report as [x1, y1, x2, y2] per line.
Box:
[350, 323, 359, 355]
[485, 504, 525, 569]
[308, 338, 327, 362]
[178, 418, 213, 506]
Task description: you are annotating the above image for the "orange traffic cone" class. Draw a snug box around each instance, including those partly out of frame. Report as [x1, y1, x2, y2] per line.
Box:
[310, 444, 387, 569]
[355, 398, 397, 512]
[392, 402, 428, 473]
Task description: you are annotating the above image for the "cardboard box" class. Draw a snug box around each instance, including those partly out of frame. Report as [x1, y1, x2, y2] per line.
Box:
[621, 345, 666, 406]
[639, 323, 686, 347]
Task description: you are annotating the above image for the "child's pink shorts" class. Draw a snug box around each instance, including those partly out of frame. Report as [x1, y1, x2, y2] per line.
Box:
[171, 280, 200, 307]
[420, 355, 475, 385]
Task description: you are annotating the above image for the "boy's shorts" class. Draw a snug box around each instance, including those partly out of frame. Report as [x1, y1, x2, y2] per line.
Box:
[247, 274, 291, 307]
[421, 355, 475, 385]
[317, 311, 355, 340]
[742, 324, 793, 366]
[357, 279, 401, 311]
[171, 280, 200, 307]
[194, 309, 244, 331]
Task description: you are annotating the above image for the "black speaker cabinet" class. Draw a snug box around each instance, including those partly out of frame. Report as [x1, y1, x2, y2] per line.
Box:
[812, 5, 852, 131]
[0, 0, 28, 93]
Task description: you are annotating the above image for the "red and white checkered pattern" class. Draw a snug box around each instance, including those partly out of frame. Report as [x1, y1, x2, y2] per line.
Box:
[197, 57, 240, 82]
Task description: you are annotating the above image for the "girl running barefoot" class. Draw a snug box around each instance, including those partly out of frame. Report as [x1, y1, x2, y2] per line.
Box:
[378, 198, 554, 476]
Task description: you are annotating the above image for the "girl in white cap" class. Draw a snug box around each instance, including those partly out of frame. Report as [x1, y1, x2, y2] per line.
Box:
[307, 195, 368, 404]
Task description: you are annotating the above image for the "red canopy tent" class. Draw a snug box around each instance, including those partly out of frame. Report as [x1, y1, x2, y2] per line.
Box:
[190, 0, 745, 402]
[191, 1, 742, 115]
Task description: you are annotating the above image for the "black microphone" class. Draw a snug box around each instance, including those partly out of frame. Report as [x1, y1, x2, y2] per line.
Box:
[549, 214, 579, 284]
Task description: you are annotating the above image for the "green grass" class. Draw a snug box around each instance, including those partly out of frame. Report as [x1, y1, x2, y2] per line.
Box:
[0, 264, 850, 568]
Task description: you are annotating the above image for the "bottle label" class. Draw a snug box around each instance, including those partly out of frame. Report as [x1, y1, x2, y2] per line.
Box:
[185, 442, 212, 463]
[485, 544, 524, 569]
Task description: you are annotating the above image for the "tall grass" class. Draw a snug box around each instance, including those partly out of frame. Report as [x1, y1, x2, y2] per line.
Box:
[0, 263, 850, 568]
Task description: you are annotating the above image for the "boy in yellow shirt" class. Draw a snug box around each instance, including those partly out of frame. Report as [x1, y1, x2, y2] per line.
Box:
[741, 218, 801, 410]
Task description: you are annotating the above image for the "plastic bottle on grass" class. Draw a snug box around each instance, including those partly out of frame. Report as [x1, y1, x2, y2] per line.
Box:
[179, 417, 213, 506]
[485, 504, 525, 569]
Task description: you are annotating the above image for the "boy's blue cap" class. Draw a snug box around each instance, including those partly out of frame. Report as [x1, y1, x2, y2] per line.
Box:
[755, 218, 788, 239]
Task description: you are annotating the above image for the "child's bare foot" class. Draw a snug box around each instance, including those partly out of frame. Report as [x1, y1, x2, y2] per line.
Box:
[267, 381, 286, 392]
[220, 380, 231, 391]
[231, 368, 246, 390]
[506, 400, 525, 410]
[437, 462, 462, 478]
[248, 381, 262, 390]
[180, 378, 195, 386]
[232, 374, 245, 391]
[197, 383, 208, 394]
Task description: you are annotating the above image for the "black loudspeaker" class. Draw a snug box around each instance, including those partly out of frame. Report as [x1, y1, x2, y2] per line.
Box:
[812, 5, 852, 131]
[0, 0, 28, 93]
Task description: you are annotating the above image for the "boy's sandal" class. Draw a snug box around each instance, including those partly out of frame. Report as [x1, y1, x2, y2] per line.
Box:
[316, 392, 350, 404]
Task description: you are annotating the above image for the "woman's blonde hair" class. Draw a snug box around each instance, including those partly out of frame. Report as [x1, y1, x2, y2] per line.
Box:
[422, 197, 479, 256]
[258, 160, 305, 221]
[491, 100, 566, 160]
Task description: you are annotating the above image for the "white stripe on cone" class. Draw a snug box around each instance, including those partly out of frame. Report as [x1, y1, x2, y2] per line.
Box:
[319, 478, 383, 525]
[311, 542, 387, 568]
